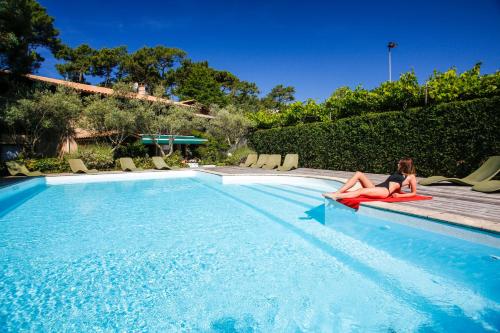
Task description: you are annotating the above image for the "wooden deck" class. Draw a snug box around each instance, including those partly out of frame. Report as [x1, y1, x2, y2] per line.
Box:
[202, 166, 500, 232]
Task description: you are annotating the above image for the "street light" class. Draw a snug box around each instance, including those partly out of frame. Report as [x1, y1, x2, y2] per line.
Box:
[387, 41, 397, 82]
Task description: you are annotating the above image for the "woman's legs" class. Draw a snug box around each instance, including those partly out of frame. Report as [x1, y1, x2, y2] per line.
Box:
[335, 171, 375, 193]
[323, 187, 389, 200]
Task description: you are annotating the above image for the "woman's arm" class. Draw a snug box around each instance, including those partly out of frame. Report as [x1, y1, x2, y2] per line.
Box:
[392, 175, 417, 198]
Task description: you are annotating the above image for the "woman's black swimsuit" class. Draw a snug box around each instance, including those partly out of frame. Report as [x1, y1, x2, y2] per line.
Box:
[376, 172, 407, 192]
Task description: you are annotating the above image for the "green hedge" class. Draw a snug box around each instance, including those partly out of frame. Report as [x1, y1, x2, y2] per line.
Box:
[248, 97, 500, 177]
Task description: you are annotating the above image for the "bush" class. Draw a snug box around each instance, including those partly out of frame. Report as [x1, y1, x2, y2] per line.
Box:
[131, 157, 154, 169]
[224, 146, 256, 166]
[193, 132, 229, 165]
[164, 151, 186, 168]
[24, 157, 70, 173]
[70, 144, 116, 170]
[113, 140, 149, 159]
[248, 97, 500, 178]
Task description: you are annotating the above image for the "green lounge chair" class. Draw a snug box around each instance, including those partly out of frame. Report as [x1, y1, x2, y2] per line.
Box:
[419, 156, 500, 186]
[119, 157, 143, 172]
[277, 154, 299, 171]
[472, 180, 500, 193]
[5, 161, 43, 177]
[152, 156, 178, 170]
[240, 154, 258, 167]
[68, 159, 98, 174]
[262, 154, 282, 170]
[251, 154, 269, 168]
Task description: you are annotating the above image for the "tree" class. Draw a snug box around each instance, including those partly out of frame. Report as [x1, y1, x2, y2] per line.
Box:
[4, 87, 82, 155]
[132, 87, 173, 157]
[261, 84, 295, 110]
[248, 109, 281, 129]
[223, 78, 260, 111]
[279, 99, 327, 126]
[122, 46, 186, 88]
[373, 71, 422, 111]
[424, 63, 499, 104]
[0, 0, 61, 73]
[162, 106, 203, 156]
[215, 70, 239, 95]
[91, 46, 128, 87]
[207, 105, 255, 149]
[55, 44, 96, 83]
[169, 60, 227, 105]
[82, 94, 138, 151]
[323, 86, 380, 119]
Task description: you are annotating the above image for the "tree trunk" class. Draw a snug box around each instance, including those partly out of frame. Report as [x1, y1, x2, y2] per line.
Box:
[152, 138, 165, 157]
[166, 138, 174, 157]
[30, 139, 37, 157]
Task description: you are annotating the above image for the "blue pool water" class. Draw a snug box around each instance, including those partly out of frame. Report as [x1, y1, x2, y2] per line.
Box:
[0, 173, 499, 332]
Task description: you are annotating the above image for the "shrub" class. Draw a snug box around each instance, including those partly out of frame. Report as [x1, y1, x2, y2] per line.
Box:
[113, 140, 149, 159]
[248, 97, 500, 178]
[24, 157, 70, 173]
[224, 146, 256, 166]
[70, 144, 116, 170]
[132, 157, 154, 169]
[193, 131, 229, 165]
[164, 151, 186, 168]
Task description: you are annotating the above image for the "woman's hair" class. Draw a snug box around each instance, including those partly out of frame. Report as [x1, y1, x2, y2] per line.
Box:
[398, 158, 416, 175]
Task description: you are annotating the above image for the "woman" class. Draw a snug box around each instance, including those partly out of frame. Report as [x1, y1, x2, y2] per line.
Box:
[322, 158, 417, 200]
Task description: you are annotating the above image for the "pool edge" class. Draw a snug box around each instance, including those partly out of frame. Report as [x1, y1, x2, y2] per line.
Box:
[198, 169, 500, 235]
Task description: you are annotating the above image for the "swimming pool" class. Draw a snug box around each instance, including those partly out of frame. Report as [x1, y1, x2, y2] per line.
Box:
[0, 171, 499, 332]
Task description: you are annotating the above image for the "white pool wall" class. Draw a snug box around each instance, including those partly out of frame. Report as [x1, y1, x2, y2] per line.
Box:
[45, 170, 198, 185]
[0, 177, 46, 204]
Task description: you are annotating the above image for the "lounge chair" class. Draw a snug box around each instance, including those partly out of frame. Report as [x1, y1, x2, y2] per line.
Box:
[240, 154, 258, 167]
[472, 180, 500, 193]
[419, 156, 500, 186]
[251, 154, 269, 168]
[262, 154, 282, 170]
[119, 157, 143, 172]
[277, 154, 299, 171]
[68, 159, 98, 174]
[5, 161, 43, 177]
[152, 156, 178, 170]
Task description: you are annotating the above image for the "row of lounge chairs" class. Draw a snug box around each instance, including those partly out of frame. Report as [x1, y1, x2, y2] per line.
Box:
[5, 157, 178, 177]
[6, 154, 498, 193]
[419, 155, 500, 193]
[240, 153, 299, 171]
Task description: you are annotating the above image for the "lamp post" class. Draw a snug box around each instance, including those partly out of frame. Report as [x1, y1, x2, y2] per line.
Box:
[387, 41, 397, 82]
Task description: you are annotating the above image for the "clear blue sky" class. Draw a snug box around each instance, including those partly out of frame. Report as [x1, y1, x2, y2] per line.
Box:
[37, 0, 500, 101]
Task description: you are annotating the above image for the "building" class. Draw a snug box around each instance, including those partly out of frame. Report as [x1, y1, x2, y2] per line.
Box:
[1, 73, 212, 157]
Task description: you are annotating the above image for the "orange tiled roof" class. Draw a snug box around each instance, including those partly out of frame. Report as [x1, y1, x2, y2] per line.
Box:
[22, 74, 214, 119]
[73, 128, 118, 139]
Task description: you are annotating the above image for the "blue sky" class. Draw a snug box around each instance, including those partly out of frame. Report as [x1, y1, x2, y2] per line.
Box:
[37, 0, 500, 101]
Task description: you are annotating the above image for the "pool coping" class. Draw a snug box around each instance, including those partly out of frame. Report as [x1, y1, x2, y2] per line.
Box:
[197, 169, 500, 234]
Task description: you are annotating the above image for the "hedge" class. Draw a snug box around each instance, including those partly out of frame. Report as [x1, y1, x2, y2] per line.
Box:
[248, 96, 500, 177]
